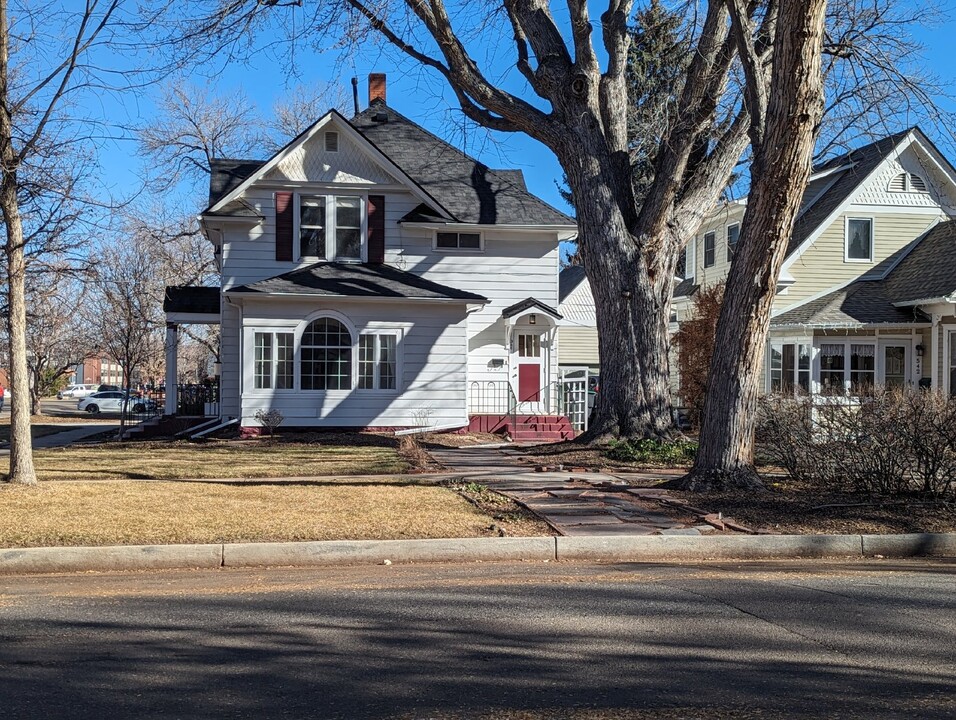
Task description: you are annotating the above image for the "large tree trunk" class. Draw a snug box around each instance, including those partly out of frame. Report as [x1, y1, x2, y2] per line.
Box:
[683, 0, 827, 491]
[0, 0, 37, 485]
[565, 153, 676, 442]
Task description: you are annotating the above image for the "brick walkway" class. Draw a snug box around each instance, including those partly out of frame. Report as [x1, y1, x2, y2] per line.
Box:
[430, 446, 720, 537]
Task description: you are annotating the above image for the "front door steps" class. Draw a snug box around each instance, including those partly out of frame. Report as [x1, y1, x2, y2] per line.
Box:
[468, 414, 575, 442]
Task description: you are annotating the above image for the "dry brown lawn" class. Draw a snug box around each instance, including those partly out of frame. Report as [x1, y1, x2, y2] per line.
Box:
[3, 438, 410, 482]
[0, 479, 517, 547]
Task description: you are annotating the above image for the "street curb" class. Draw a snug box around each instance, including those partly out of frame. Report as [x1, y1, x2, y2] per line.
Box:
[555, 534, 865, 561]
[0, 543, 223, 574]
[222, 537, 556, 568]
[0, 533, 953, 575]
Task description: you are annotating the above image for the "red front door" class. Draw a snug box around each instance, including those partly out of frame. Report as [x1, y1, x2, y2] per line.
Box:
[518, 364, 540, 401]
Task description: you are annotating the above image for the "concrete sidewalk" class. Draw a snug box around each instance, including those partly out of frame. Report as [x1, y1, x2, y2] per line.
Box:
[0, 424, 119, 455]
[431, 446, 710, 537]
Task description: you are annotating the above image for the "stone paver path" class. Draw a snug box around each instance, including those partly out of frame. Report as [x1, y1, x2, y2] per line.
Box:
[430, 446, 715, 537]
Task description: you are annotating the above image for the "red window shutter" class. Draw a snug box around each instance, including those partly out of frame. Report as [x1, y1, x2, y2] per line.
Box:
[367, 194, 385, 264]
[275, 192, 294, 261]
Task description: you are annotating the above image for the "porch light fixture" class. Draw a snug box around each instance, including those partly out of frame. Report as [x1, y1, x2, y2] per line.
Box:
[213, 361, 222, 376]
[530, 314, 537, 325]
[916, 344, 925, 358]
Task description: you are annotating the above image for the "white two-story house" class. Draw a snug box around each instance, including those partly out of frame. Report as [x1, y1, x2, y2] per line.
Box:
[163, 76, 577, 436]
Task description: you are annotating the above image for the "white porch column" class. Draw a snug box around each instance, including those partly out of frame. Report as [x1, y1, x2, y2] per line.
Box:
[931, 314, 940, 389]
[165, 323, 178, 415]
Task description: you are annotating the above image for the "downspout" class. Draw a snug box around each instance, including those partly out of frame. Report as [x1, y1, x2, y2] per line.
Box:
[931, 313, 941, 389]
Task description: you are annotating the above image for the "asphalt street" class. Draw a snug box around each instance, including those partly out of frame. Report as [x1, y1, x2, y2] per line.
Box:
[1, 560, 954, 719]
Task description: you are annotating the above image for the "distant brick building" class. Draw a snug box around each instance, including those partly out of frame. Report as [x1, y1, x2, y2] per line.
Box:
[72, 356, 124, 387]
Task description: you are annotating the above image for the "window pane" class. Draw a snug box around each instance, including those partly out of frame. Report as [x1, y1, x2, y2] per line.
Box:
[727, 224, 740, 261]
[358, 335, 375, 389]
[798, 344, 811, 393]
[276, 333, 294, 389]
[459, 233, 480, 249]
[379, 334, 396, 390]
[300, 227, 325, 258]
[850, 343, 875, 394]
[782, 344, 795, 393]
[704, 232, 715, 268]
[336, 196, 361, 226]
[254, 333, 272, 389]
[300, 200, 326, 226]
[884, 346, 906, 388]
[847, 219, 872, 260]
[770, 345, 782, 392]
[301, 318, 352, 390]
[820, 343, 845, 394]
[436, 232, 458, 248]
[336, 228, 362, 260]
[518, 334, 540, 358]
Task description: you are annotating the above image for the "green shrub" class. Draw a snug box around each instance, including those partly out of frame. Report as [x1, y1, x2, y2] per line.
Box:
[606, 438, 697, 465]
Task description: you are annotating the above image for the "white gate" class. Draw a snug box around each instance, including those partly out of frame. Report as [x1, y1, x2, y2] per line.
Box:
[560, 368, 589, 432]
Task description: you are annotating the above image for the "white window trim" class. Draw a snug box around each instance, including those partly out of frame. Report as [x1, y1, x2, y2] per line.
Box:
[844, 216, 874, 263]
[726, 223, 740, 262]
[432, 230, 484, 253]
[246, 327, 298, 395]
[297, 311, 357, 393]
[703, 231, 716, 268]
[294, 192, 368, 263]
[686, 236, 696, 279]
[357, 330, 403, 394]
[944, 325, 956, 397]
[812, 338, 881, 395]
[766, 339, 813, 394]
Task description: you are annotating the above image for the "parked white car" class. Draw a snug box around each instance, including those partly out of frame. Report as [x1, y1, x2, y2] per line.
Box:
[58, 384, 98, 399]
[77, 391, 157, 415]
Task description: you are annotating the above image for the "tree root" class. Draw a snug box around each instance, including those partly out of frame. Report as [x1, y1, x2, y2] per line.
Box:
[672, 466, 766, 492]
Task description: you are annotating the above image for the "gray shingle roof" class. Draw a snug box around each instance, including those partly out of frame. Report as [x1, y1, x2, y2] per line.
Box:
[771, 218, 956, 328]
[351, 100, 574, 226]
[208, 159, 264, 207]
[673, 277, 699, 299]
[164, 286, 221, 315]
[501, 297, 562, 319]
[786, 130, 913, 257]
[558, 265, 587, 303]
[226, 262, 488, 303]
[883, 220, 956, 303]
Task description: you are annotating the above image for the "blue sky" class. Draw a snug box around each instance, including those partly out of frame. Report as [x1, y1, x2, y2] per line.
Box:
[96, 2, 955, 221]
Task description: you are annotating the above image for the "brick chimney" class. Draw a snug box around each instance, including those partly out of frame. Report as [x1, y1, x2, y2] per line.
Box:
[368, 73, 386, 105]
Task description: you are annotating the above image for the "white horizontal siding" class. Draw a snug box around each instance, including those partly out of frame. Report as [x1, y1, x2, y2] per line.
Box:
[236, 297, 468, 428]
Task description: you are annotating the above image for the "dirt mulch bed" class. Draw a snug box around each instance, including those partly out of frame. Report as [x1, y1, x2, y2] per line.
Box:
[425, 432, 508, 449]
[671, 478, 956, 535]
[508, 441, 694, 472]
[443, 480, 554, 537]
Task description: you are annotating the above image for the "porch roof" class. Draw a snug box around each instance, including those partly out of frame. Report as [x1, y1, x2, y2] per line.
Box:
[501, 297, 562, 320]
[227, 261, 488, 303]
[164, 286, 221, 315]
[771, 282, 928, 328]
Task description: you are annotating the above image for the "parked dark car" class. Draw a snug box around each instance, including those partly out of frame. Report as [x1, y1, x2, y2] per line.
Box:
[97, 384, 120, 392]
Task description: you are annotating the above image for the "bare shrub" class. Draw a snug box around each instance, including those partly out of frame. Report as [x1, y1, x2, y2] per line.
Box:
[254, 408, 284, 439]
[673, 283, 724, 427]
[758, 388, 956, 499]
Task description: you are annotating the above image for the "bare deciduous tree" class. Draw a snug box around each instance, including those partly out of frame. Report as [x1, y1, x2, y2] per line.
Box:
[25, 273, 91, 414]
[685, 0, 828, 490]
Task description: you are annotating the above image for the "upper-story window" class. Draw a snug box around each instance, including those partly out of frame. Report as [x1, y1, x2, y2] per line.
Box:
[726, 224, 740, 262]
[845, 217, 873, 262]
[298, 194, 363, 261]
[435, 231, 481, 251]
[703, 231, 716, 268]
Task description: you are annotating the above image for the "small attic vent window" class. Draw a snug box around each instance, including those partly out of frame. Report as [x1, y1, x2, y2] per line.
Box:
[888, 172, 929, 193]
[324, 131, 339, 152]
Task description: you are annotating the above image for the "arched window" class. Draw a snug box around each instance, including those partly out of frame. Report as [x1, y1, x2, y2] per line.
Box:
[301, 317, 352, 390]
